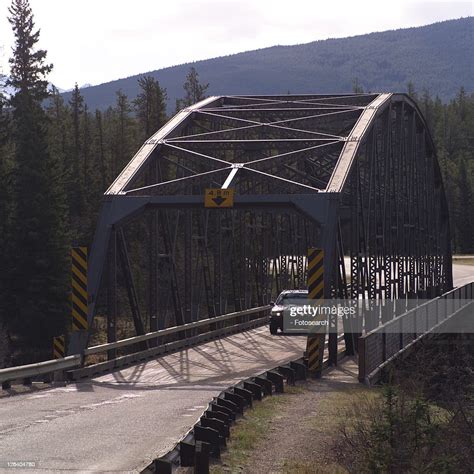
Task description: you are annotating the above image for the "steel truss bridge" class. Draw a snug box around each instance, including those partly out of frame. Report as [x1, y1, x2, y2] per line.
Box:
[69, 93, 453, 360]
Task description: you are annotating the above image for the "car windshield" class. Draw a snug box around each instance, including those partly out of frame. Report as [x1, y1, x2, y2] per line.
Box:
[276, 293, 307, 304]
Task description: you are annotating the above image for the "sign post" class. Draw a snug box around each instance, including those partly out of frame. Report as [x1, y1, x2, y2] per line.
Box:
[71, 247, 88, 331]
[306, 248, 325, 378]
[53, 335, 65, 359]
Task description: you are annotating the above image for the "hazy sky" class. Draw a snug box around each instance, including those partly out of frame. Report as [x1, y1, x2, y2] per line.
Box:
[0, 0, 472, 90]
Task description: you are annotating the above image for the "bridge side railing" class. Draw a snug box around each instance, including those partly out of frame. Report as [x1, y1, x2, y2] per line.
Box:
[358, 282, 473, 385]
[0, 356, 82, 389]
[84, 305, 270, 356]
[0, 305, 271, 388]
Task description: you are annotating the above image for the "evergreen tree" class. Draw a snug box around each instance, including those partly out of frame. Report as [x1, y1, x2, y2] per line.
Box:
[0, 76, 13, 365]
[68, 83, 85, 237]
[457, 157, 473, 252]
[177, 67, 209, 110]
[112, 90, 134, 176]
[83, 103, 91, 195]
[47, 87, 70, 165]
[94, 109, 108, 191]
[7, 0, 69, 361]
[133, 76, 167, 140]
[352, 77, 364, 93]
[406, 81, 417, 101]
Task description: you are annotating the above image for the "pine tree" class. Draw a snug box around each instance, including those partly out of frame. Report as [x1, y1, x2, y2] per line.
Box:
[68, 83, 85, 238]
[7, 0, 69, 361]
[47, 87, 70, 164]
[0, 77, 13, 365]
[177, 67, 209, 109]
[133, 76, 167, 140]
[112, 90, 134, 176]
[406, 81, 417, 101]
[456, 158, 473, 253]
[83, 103, 91, 196]
[94, 109, 108, 191]
[352, 78, 364, 93]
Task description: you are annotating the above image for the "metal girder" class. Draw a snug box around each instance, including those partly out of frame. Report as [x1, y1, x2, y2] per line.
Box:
[106, 96, 222, 195]
[68, 93, 453, 356]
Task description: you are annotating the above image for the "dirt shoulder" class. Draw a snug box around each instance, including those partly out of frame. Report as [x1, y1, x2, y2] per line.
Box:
[212, 358, 377, 474]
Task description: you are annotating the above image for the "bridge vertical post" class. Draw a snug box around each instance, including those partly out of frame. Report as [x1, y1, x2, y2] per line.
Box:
[107, 228, 117, 360]
[148, 211, 158, 335]
[184, 210, 192, 324]
[148, 162, 159, 335]
[324, 203, 339, 366]
[117, 229, 145, 337]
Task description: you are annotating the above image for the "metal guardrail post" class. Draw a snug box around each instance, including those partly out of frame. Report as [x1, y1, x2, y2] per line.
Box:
[194, 441, 210, 474]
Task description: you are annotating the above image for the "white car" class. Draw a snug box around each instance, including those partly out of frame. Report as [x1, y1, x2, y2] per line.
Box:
[269, 289, 308, 334]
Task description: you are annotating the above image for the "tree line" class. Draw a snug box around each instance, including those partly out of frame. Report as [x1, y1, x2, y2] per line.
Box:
[0, 0, 472, 365]
[0, 0, 209, 365]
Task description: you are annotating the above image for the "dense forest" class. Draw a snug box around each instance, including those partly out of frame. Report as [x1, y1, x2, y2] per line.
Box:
[60, 17, 473, 113]
[0, 1, 473, 365]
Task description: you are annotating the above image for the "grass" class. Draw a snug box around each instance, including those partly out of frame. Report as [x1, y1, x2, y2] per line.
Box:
[210, 386, 304, 473]
[309, 386, 379, 432]
[210, 383, 378, 474]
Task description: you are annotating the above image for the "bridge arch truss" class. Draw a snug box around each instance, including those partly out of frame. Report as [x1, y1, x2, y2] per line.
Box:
[69, 93, 452, 354]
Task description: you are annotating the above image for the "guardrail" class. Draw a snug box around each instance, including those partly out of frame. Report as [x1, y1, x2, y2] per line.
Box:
[358, 282, 473, 385]
[84, 305, 271, 356]
[68, 305, 271, 380]
[0, 355, 82, 389]
[1, 306, 271, 388]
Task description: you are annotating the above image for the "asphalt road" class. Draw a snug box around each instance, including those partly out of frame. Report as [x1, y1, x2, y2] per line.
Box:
[0, 264, 472, 473]
[452, 262, 474, 287]
[0, 327, 308, 473]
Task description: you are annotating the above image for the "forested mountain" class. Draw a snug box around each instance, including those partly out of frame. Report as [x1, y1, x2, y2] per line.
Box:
[61, 17, 473, 112]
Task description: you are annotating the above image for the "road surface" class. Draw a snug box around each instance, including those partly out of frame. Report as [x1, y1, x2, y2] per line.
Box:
[0, 264, 472, 473]
[0, 328, 307, 472]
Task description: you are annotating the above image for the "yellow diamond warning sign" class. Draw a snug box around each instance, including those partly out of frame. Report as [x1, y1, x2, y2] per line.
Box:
[204, 188, 235, 208]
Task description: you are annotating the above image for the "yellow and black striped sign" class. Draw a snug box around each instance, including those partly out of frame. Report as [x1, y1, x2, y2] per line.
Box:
[308, 247, 324, 299]
[306, 248, 325, 376]
[307, 334, 322, 373]
[53, 335, 65, 359]
[71, 247, 88, 331]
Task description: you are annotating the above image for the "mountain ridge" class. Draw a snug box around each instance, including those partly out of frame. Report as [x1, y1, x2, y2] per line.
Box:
[60, 17, 473, 112]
